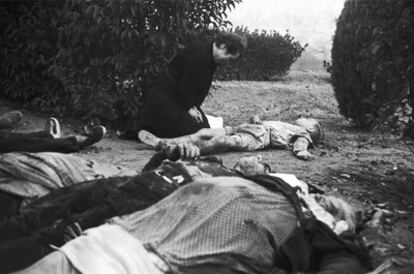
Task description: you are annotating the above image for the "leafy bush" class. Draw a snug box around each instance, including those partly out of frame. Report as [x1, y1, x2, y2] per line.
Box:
[0, 0, 241, 126]
[331, 0, 414, 131]
[216, 26, 307, 81]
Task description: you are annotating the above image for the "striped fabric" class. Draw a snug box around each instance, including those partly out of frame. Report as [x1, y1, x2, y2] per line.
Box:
[111, 176, 298, 274]
[0, 152, 136, 200]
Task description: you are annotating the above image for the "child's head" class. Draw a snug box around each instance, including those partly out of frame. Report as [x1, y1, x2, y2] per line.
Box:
[294, 118, 324, 145]
[233, 155, 271, 176]
[313, 194, 357, 232]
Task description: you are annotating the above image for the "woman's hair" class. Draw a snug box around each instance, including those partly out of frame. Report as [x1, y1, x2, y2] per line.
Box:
[214, 32, 247, 55]
[316, 195, 357, 232]
[294, 118, 325, 145]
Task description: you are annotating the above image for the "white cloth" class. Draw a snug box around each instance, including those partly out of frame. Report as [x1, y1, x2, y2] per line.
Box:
[269, 173, 350, 234]
[205, 114, 223, 129]
[269, 173, 309, 194]
[61, 224, 164, 274]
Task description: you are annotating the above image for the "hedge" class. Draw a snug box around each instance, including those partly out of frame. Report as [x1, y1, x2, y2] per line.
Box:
[217, 26, 306, 81]
[0, 0, 241, 126]
[331, 0, 414, 133]
[0, 0, 306, 127]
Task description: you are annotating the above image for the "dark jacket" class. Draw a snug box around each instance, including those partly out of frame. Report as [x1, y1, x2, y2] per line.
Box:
[141, 41, 216, 137]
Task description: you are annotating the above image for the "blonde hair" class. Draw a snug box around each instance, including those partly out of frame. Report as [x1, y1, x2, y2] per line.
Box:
[294, 118, 324, 145]
[316, 195, 356, 232]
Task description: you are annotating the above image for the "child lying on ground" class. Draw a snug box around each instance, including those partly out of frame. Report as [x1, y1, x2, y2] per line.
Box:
[139, 116, 324, 160]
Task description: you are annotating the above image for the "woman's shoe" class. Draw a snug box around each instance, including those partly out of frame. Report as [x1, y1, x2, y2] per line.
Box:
[45, 117, 61, 138]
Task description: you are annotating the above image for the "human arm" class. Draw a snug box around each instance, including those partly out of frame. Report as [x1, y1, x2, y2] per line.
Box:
[142, 147, 177, 172]
[63, 222, 83, 242]
[58, 203, 117, 242]
[142, 143, 200, 172]
[188, 106, 203, 123]
[293, 136, 313, 160]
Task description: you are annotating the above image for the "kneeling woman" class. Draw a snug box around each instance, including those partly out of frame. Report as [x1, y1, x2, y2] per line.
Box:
[139, 32, 246, 138]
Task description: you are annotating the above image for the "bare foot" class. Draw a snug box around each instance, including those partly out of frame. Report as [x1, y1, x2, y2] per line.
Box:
[138, 130, 162, 149]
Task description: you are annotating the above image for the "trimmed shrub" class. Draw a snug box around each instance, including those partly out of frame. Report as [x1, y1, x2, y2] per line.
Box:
[331, 0, 414, 130]
[217, 26, 306, 81]
[0, 0, 241, 126]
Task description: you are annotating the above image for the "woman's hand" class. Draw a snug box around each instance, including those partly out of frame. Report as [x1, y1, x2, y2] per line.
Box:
[188, 107, 203, 123]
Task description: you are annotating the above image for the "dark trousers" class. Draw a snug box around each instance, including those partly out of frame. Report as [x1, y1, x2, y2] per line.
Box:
[141, 72, 210, 138]
[0, 173, 178, 273]
[144, 94, 210, 137]
[0, 131, 80, 153]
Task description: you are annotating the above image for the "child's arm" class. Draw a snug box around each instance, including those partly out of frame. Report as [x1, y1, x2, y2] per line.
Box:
[293, 137, 313, 160]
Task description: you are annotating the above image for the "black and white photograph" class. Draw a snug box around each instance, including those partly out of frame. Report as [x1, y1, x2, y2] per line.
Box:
[0, 0, 413, 273]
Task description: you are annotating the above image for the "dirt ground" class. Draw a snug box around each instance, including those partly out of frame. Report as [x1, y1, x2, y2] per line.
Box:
[1, 70, 414, 272]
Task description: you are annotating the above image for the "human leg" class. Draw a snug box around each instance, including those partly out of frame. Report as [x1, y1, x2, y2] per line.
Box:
[195, 132, 266, 154]
[195, 135, 244, 154]
[0, 136, 80, 153]
[138, 127, 226, 148]
[0, 130, 79, 153]
[0, 120, 105, 153]
[37, 120, 106, 151]
[293, 137, 312, 160]
[0, 179, 110, 242]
